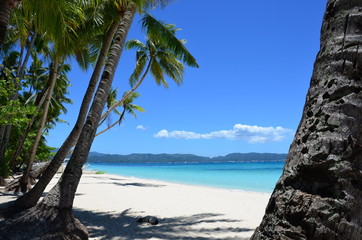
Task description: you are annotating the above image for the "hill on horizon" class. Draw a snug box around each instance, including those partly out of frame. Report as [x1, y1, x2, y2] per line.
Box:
[86, 152, 287, 163]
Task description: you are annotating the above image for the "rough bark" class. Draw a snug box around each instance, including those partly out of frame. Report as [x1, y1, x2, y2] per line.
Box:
[251, 1, 362, 239]
[0, 6, 135, 239]
[5, 162, 50, 192]
[0, 0, 18, 46]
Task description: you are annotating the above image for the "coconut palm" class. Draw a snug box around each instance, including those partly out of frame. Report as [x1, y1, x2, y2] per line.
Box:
[251, 1, 362, 239]
[100, 13, 199, 120]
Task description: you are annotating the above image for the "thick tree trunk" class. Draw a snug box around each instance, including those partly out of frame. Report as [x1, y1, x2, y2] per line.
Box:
[0, 7, 136, 239]
[0, 0, 15, 46]
[251, 1, 362, 239]
[1, 18, 123, 216]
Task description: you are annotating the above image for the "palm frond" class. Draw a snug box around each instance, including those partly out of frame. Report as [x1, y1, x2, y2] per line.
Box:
[126, 39, 147, 51]
[129, 52, 148, 86]
[151, 59, 167, 87]
[158, 57, 183, 85]
[142, 13, 199, 68]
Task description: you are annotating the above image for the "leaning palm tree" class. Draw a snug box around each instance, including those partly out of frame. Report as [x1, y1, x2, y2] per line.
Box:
[100, 13, 199, 120]
[251, 0, 362, 239]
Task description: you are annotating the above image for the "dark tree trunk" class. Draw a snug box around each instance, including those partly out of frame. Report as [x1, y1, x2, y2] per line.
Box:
[0, 6, 135, 239]
[0, 0, 13, 46]
[0, 0, 20, 46]
[251, 1, 362, 239]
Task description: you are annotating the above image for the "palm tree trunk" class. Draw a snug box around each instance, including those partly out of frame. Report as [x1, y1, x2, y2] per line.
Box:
[19, 59, 60, 193]
[18, 32, 37, 79]
[0, 0, 20, 46]
[251, 1, 362, 239]
[0, 125, 10, 177]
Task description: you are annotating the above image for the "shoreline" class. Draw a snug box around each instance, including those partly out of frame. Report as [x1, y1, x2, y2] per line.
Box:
[1, 173, 270, 239]
[94, 172, 274, 195]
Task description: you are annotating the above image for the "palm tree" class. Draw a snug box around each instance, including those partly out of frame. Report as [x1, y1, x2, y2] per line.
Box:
[100, 13, 199, 120]
[251, 1, 362, 239]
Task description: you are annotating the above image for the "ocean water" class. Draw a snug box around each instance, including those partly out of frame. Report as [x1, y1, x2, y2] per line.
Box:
[88, 161, 284, 193]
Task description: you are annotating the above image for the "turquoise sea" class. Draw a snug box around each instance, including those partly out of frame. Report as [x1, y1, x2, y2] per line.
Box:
[88, 161, 284, 193]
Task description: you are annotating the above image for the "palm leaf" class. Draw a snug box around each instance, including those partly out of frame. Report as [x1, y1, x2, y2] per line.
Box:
[142, 13, 199, 68]
[150, 59, 167, 87]
[129, 51, 148, 86]
[158, 57, 183, 85]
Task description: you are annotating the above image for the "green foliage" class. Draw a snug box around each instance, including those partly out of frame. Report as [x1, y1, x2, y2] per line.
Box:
[0, 70, 36, 126]
[0, 158, 10, 178]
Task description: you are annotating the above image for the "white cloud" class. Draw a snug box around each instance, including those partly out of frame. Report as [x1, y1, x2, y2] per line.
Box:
[136, 125, 147, 130]
[154, 124, 293, 143]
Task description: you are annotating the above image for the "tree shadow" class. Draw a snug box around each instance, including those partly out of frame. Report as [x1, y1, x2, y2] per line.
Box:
[111, 182, 165, 188]
[74, 208, 252, 240]
[82, 175, 165, 188]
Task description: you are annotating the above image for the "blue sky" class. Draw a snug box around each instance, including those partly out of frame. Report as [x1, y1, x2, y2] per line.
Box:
[46, 0, 328, 157]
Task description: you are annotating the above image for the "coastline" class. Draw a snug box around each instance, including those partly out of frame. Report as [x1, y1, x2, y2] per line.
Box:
[0, 173, 270, 239]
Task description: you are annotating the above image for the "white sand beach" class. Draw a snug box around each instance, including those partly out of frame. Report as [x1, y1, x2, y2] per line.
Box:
[0, 173, 271, 240]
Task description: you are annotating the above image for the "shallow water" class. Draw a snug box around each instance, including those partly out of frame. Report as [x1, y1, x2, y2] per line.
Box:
[88, 161, 284, 193]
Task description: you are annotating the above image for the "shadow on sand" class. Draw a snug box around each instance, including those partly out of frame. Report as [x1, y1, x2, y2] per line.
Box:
[74, 208, 252, 240]
[84, 175, 166, 188]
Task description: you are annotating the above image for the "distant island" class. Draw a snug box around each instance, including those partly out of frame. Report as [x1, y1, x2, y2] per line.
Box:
[86, 152, 287, 163]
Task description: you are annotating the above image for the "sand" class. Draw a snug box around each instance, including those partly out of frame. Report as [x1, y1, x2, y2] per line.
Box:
[0, 173, 271, 240]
